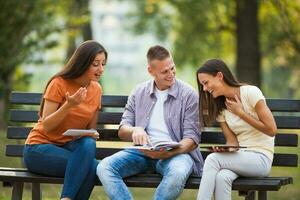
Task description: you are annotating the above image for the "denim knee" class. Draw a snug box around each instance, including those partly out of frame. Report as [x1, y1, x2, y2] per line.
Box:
[168, 168, 192, 188]
[97, 157, 115, 180]
[162, 155, 193, 185]
[77, 137, 96, 154]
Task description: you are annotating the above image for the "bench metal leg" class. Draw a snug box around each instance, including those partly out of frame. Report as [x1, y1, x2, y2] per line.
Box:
[11, 182, 24, 200]
[32, 183, 42, 200]
[245, 191, 256, 200]
[258, 191, 267, 200]
[239, 190, 256, 200]
[3, 181, 12, 187]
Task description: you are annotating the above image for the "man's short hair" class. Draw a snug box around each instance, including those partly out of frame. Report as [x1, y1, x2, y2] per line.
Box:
[147, 45, 170, 63]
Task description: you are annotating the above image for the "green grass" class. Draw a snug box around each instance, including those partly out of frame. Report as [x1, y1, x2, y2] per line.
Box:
[0, 130, 299, 199]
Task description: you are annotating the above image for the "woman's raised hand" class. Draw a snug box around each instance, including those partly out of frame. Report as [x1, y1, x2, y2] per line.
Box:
[225, 95, 244, 116]
[65, 87, 87, 107]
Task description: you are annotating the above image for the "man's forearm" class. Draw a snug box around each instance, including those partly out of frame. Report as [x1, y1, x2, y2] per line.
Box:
[170, 138, 198, 156]
[118, 125, 134, 141]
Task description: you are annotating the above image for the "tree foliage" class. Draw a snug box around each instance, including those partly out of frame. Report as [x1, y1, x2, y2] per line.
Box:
[0, 0, 91, 127]
[128, 0, 235, 67]
[0, 0, 63, 127]
[127, 0, 300, 97]
[260, 0, 300, 98]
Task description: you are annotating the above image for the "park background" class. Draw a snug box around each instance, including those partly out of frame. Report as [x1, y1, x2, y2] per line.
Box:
[0, 0, 299, 199]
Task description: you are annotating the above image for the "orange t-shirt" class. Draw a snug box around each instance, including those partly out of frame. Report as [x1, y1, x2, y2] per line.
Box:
[25, 77, 102, 145]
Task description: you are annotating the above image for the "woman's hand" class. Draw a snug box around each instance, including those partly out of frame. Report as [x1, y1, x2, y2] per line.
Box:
[66, 87, 87, 107]
[210, 145, 239, 153]
[84, 131, 100, 140]
[225, 95, 244, 117]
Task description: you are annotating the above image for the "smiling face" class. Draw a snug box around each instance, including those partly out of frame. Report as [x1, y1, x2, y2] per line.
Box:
[148, 57, 176, 90]
[85, 52, 106, 82]
[198, 72, 224, 98]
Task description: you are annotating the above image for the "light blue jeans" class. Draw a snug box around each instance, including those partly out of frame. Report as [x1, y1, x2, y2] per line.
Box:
[197, 151, 272, 200]
[23, 137, 99, 200]
[97, 149, 193, 200]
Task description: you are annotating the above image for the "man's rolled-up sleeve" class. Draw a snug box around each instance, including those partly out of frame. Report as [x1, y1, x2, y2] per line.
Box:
[182, 91, 201, 145]
[119, 88, 136, 128]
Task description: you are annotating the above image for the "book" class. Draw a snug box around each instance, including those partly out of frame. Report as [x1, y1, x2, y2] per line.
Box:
[200, 145, 247, 152]
[124, 141, 181, 151]
[63, 129, 98, 136]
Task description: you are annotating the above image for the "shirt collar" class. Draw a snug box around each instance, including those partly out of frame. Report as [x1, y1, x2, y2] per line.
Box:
[147, 79, 179, 99]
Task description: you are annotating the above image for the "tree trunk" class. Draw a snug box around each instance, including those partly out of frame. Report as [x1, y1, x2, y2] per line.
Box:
[82, 22, 92, 41]
[66, 0, 92, 60]
[0, 72, 12, 129]
[236, 0, 261, 86]
[66, 36, 76, 61]
[0, 99, 5, 129]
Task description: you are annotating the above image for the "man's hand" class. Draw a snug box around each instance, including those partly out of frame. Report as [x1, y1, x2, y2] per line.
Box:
[139, 149, 174, 160]
[131, 127, 149, 145]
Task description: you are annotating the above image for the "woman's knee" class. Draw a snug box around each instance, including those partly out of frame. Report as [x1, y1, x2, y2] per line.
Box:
[77, 137, 96, 153]
[216, 169, 237, 185]
[203, 153, 221, 168]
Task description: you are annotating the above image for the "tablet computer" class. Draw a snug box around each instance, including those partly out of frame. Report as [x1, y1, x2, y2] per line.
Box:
[63, 129, 97, 136]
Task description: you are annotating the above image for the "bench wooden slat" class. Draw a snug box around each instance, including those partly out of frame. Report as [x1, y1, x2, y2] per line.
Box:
[10, 92, 300, 112]
[10, 111, 123, 125]
[10, 92, 128, 107]
[6, 127, 121, 141]
[10, 93, 41, 105]
[101, 95, 127, 107]
[272, 154, 299, 167]
[266, 99, 300, 112]
[7, 126, 298, 147]
[274, 134, 298, 146]
[6, 145, 122, 160]
[201, 132, 299, 146]
[231, 177, 293, 191]
[6, 145, 298, 167]
[7, 127, 299, 146]
[275, 116, 300, 129]
[98, 112, 123, 124]
[9, 110, 300, 129]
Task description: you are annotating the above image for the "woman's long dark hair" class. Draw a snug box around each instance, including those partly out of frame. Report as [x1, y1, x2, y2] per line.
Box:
[39, 40, 107, 117]
[196, 58, 242, 126]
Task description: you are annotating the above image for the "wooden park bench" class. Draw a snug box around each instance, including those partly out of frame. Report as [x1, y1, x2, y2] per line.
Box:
[0, 92, 298, 200]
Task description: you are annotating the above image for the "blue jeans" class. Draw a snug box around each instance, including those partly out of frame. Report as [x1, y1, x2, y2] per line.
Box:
[23, 137, 99, 200]
[97, 149, 193, 200]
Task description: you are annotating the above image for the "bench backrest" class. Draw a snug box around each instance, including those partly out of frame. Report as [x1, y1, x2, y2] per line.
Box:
[6, 92, 299, 167]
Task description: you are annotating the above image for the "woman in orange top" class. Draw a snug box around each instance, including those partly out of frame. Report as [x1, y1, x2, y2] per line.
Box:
[23, 40, 107, 200]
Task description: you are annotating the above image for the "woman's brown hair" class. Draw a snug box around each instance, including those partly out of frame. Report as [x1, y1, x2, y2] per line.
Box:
[39, 40, 107, 117]
[196, 58, 242, 126]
